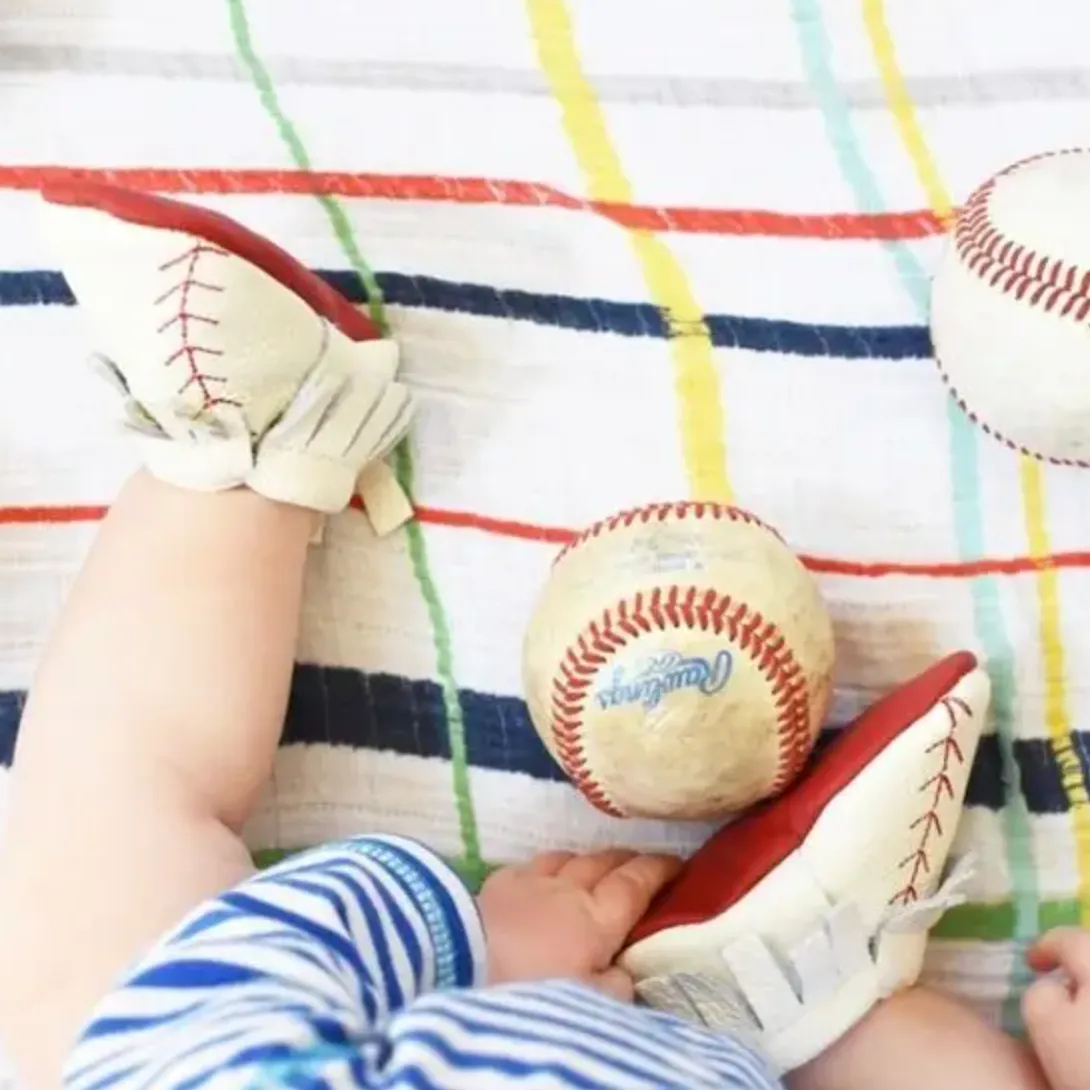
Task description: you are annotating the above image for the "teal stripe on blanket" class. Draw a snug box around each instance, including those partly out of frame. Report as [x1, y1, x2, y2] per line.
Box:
[0, 670, 1080, 814]
[789, 0, 1036, 1029]
[0, 269, 930, 360]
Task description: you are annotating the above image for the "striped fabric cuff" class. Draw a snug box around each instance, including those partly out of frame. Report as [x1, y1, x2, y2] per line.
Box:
[338, 834, 487, 992]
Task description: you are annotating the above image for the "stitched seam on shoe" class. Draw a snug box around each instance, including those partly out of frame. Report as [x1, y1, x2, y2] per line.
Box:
[156, 242, 238, 413]
[890, 696, 969, 906]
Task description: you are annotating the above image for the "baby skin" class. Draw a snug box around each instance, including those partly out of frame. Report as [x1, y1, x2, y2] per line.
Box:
[0, 473, 1073, 1090]
[0, 182, 1079, 1088]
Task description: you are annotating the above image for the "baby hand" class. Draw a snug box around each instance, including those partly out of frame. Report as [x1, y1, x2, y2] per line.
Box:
[478, 849, 681, 1001]
[1023, 927, 1090, 1090]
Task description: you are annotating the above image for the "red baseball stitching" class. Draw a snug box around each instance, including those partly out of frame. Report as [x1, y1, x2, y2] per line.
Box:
[155, 242, 237, 413]
[550, 586, 812, 817]
[889, 695, 969, 906]
[939, 148, 1090, 466]
[554, 501, 781, 567]
[954, 148, 1090, 321]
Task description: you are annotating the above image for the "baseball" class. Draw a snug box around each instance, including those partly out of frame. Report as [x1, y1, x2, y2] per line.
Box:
[522, 501, 835, 820]
[931, 149, 1090, 464]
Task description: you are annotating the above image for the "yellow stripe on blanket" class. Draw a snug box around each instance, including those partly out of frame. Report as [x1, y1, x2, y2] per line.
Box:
[862, 0, 1090, 921]
[525, 0, 731, 503]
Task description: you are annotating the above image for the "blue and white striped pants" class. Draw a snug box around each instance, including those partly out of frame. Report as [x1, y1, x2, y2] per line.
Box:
[64, 836, 781, 1089]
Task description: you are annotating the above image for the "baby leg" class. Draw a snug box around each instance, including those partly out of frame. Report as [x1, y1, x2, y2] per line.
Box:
[790, 986, 1048, 1090]
[0, 181, 413, 1088]
[0, 476, 316, 1086]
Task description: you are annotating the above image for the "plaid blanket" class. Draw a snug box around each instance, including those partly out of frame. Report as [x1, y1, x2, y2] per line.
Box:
[3, 0, 1090, 1033]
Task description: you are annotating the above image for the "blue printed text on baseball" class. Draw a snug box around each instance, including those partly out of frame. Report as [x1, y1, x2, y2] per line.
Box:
[595, 649, 734, 711]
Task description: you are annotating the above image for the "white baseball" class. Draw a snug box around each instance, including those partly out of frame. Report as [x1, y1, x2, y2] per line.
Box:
[522, 502, 836, 820]
[931, 149, 1090, 464]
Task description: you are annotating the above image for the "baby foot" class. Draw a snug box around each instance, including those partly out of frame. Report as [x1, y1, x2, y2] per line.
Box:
[622, 652, 989, 1074]
[41, 180, 413, 529]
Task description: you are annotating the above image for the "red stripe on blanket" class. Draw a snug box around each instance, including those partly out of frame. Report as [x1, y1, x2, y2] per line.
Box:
[1, 500, 1086, 579]
[0, 166, 943, 241]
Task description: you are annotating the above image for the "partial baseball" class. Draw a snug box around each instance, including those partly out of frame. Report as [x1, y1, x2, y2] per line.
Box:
[931, 148, 1090, 464]
[522, 502, 835, 820]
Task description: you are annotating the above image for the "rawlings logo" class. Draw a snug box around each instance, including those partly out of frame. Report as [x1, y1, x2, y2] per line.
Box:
[595, 649, 733, 711]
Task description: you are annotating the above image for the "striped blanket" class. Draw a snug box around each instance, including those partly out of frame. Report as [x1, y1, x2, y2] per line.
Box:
[2, 0, 1089, 1033]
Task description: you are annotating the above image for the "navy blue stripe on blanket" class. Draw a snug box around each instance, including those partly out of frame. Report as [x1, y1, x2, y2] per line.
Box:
[0, 269, 930, 360]
[0, 690, 20, 768]
[0, 666, 1078, 815]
